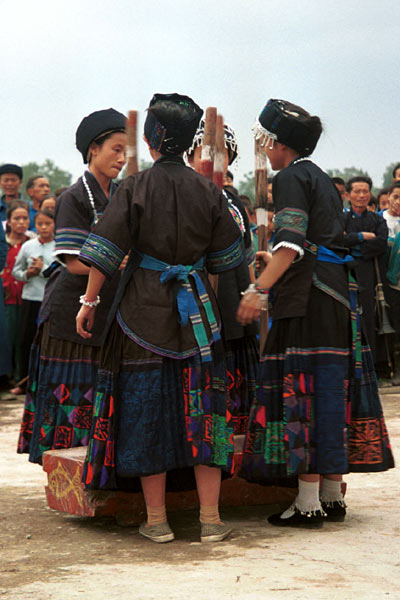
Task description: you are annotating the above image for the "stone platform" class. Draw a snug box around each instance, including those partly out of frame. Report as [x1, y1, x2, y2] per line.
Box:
[42, 446, 297, 523]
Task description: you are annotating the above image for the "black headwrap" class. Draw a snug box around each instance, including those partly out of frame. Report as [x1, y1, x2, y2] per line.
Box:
[253, 99, 322, 156]
[144, 93, 203, 156]
[0, 163, 23, 179]
[76, 108, 126, 163]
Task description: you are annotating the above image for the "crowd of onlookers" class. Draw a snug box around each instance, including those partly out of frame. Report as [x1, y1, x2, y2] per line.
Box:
[0, 163, 67, 395]
[2, 161, 400, 396]
[329, 166, 400, 385]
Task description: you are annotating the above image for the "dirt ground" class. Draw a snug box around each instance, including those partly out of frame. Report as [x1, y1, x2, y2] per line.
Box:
[0, 392, 399, 600]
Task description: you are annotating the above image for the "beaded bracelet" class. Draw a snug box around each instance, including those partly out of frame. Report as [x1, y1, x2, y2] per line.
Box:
[79, 294, 100, 308]
[241, 283, 270, 296]
[255, 283, 270, 295]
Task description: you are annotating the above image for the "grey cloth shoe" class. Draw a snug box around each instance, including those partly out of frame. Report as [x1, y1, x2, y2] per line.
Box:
[391, 370, 400, 386]
[200, 522, 232, 543]
[139, 522, 175, 543]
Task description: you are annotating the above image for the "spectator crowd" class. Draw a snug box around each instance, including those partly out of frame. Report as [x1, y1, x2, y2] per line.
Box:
[0, 163, 66, 394]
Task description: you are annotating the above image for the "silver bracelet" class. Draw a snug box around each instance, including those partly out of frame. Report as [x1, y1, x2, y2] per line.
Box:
[241, 283, 270, 296]
[241, 284, 269, 309]
[79, 294, 100, 308]
[241, 283, 257, 296]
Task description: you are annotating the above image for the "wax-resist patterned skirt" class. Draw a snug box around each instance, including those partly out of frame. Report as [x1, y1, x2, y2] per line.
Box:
[82, 321, 234, 490]
[240, 287, 395, 483]
[17, 322, 99, 464]
[224, 335, 258, 474]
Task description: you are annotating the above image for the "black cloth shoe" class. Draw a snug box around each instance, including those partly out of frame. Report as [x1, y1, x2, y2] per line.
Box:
[321, 501, 346, 522]
[268, 506, 326, 529]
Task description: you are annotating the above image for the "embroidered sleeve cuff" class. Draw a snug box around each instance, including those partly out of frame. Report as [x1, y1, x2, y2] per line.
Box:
[55, 228, 90, 260]
[273, 241, 304, 259]
[274, 208, 308, 237]
[206, 235, 244, 274]
[80, 233, 125, 278]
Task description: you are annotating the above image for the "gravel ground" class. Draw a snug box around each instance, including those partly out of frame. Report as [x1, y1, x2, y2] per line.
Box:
[0, 391, 399, 600]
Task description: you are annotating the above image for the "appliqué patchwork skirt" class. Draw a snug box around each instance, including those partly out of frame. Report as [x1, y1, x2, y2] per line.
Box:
[224, 334, 258, 474]
[225, 335, 258, 434]
[17, 322, 99, 464]
[83, 321, 235, 490]
[240, 287, 394, 482]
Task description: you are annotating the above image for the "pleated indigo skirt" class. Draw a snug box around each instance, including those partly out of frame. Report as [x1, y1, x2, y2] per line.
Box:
[240, 287, 394, 483]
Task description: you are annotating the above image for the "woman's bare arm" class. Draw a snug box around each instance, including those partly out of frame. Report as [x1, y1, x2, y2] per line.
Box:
[237, 247, 297, 325]
[76, 266, 106, 338]
[65, 256, 90, 275]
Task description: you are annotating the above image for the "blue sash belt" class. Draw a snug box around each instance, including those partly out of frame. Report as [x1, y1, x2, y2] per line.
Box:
[305, 241, 362, 379]
[134, 250, 220, 362]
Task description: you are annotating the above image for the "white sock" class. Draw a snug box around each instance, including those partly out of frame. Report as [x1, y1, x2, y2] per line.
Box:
[280, 479, 321, 519]
[320, 478, 344, 504]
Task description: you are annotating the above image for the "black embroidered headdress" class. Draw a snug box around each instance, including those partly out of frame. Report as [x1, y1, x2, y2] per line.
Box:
[144, 93, 203, 156]
[187, 119, 239, 165]
[76, 108, 126, 163]
[253, 99, 322, 156]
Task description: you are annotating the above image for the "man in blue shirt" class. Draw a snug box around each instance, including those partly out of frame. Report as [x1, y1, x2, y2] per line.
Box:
[26, 175, 51, 229]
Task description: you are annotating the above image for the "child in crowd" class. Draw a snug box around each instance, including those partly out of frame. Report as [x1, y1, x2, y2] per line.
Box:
[12, 209, 55, 394]
[378, 188, 390, 213]
[1, 202, 30, 387]
[39, 195, 56, 213]
[367, 195, 378, 212]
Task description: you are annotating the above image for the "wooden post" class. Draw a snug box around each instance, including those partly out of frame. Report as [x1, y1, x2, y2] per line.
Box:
[126, 110, 139, 176]
[212, 114, 225, 189]
[255, 139, 269, 356]
[200, 107, 217, 181]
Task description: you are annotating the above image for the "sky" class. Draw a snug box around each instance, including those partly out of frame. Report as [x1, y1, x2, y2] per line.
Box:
[1, 0, 399, 188]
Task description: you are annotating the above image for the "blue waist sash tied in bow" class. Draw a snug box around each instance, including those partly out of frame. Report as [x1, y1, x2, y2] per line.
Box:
[134, 250, 220, 362]
[316, 245, 354, 266]
[305, 241, 362, 379]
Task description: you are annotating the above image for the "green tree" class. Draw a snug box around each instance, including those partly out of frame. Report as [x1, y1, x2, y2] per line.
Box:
[237, 171, 255, 204]
[381, 162, 399, 188]
[326, 166, 371, 182]
[21, 159, 72, 193]
[326, 166, 381, 193]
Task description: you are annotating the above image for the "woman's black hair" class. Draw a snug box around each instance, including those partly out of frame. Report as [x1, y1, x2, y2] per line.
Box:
[34, 208, 55, 222]
[388, 182, 400, 194]
[5, 200, 29, 234]
[6, 200, 29, 221]
[88, 130, 124, 164]
[392, 163, 400, 178]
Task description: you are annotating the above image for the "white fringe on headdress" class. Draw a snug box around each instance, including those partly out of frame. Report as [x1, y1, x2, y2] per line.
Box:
[186, 119, 239, 166]
[252, 119, 277, 149]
